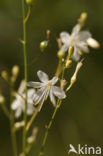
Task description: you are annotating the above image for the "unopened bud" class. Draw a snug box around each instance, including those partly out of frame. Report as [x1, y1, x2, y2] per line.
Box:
[66, 60, 72, 68]
[0, 95, 5, 104]
[60, 79, 67, 89]
[12, 65, 19, 77]
[87, 38, 100, 49]
[14, 121, 25, 130]
[78, 12, 88, 26]
[57, 38, 62, 49]
[68, 46, 74, 59]
[1, 71, 9, 81]
[26, 0, 35, 6]
[57, 50, 65, 58]
[40, 41, 48, 52]
[71, 61, 83, 83]
[46, 30, 51, 40]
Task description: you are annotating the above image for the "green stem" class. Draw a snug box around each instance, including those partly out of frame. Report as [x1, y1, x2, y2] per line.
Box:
[22, 0, 28, 155]
[55, 58, 62, 77]
[10, 111, 17, 156]
[38, 100, 62, 156]
[26, 103, 43, 132]
[10, 87, 17, 156]
[1, 103, 10, 119]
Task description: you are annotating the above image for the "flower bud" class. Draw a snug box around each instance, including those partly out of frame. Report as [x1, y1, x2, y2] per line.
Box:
[0, 95, 5, 104]
[57, 50, 65, 58]
[71, 61, 83, 83]
[66, 60, 72, 68]
[78, 12, 88, 26]
[12, 65, 19, 77]
[46, 30, 51, 40]
[87, 38, 100, 49]
[40, 41, 48, 52]
[1, 71, 9, 81]
[14, 121, 25, 130]
[68, 46, 74, 59]
[26, 0, 35, 6]
[60, 79, 67, 89]
[57, 38, 62, 49]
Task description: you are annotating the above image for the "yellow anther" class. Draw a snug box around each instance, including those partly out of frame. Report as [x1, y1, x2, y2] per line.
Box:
[48, 82, 52, 86]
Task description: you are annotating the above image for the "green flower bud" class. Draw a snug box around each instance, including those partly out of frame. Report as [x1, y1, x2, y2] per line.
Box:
[26, 0, 35, 6]
[40, 41, 48, 52]
[57, 50, 65, 58]
[12, 65, 19, 77]
[1, 71, 9, 81]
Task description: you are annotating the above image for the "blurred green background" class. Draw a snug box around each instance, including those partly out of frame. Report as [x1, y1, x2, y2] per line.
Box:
[0, 0, 103, 156]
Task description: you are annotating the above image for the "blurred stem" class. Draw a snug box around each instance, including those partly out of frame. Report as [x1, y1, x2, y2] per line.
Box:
[0, 103, 10, 119]
[10, 87, 17, 156]
[22, 0, 28, 155]
[55, 58, 62, 77]
[38, 99, 62, 156]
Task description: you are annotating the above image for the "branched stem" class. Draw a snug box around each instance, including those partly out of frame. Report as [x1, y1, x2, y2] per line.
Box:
[22, 0, 28, 155]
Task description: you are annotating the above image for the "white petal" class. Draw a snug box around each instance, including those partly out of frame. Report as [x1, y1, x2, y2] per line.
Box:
[37, 70, 49, 82]
[27, 89, 36, 98]
[60, 32, 70, 44]
[15, 107, 22, 118]
[71, 46, 80, 61]
[79, 31, 91, 41]
[28, 82, 43, 88]
[11, 100, 19, 110]
[61, 44, 69, 53]
[87, 38, 100, 49]
[49, 88, 56, 106]
[77, 42, 89, 53]
[27, 104, 35, 115]
[52, 86, 66, 99]
[71, 24, 81, 37]
[50, 77, 58, 85]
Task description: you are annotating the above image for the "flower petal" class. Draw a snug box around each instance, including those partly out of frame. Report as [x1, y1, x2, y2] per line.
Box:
[61, 44, 69, 53]
[77, 42, 89, 53]
[60, 32, 70, 44]
[15, 107, 22, 118]
[52, 86, 66, 99]
[28, 82, 43, 88]
[71, 24, 81, 37]
[71, 46, 80, 61]
[50, 77, 58, 85]
[49, 88, 56, 106]
[37, 70, 49, 82]
[79, 31, 91, 41]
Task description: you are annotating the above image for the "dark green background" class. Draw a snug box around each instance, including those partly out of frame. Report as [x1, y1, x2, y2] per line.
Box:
[0, 0, 103, 156]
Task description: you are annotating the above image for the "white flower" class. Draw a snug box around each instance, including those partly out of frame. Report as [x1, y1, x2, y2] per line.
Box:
[60, 24, 91, 61]
[11, 89, 35, 118]
[28, 70, 66, 108]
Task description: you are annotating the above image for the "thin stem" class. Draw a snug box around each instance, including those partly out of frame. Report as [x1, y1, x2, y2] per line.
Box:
[10, 87, 17, 156]
[55, 58, 62, 77]
[38, 100, 62, 156]
[22, 0, 28, 155]
[10, 111, 17, 156]
[1, 103, 10, 119]
[26, 103, 42, 132]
